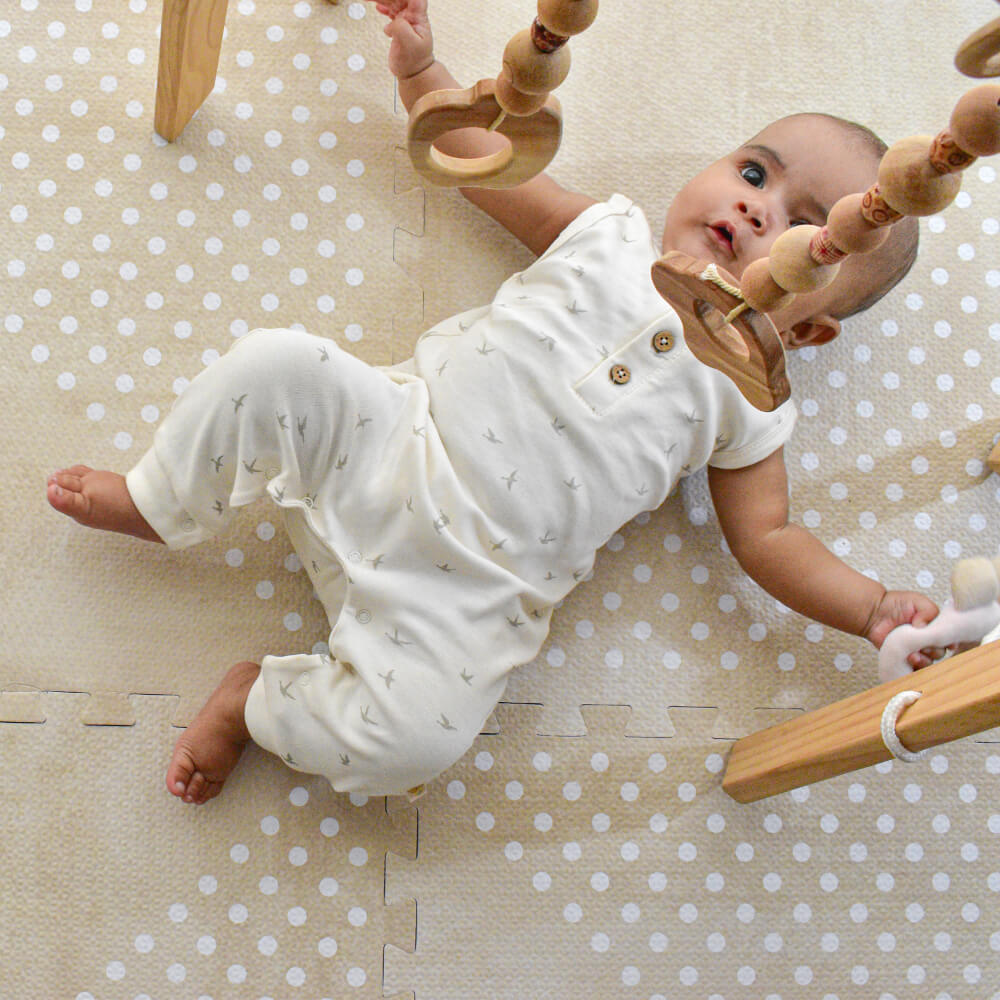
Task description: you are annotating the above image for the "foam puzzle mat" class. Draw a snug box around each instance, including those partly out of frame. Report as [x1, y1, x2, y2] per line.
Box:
[3, 1, 1000, 997]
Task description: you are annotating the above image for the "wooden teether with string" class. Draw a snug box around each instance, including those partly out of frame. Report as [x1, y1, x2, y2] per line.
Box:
[653, 11, 1000, 413]
[406, 0, 598, 189]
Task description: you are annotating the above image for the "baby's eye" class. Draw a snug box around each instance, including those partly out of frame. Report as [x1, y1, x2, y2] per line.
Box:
[739, 162, 765, 187]
[789, 218, 810, 227]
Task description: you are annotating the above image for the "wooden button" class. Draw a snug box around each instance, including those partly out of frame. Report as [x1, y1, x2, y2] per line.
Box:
[609, 364, 631, 384]
[651, 331, 674, 353]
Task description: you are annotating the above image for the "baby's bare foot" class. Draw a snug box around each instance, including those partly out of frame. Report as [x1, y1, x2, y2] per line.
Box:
[167, 661, 261, 805]
[47, 465, 163, 543]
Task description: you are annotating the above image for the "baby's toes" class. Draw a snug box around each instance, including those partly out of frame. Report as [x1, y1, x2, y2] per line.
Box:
[184, 771, 208, 803]
[46, 478, 89, 518]
[166, 751, 195, 800]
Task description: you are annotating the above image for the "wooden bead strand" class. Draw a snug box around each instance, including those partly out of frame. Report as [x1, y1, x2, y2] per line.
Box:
[494, 1, 599, 121]
[657, 7, 1000, 416]
[735, 80, 1000, 319]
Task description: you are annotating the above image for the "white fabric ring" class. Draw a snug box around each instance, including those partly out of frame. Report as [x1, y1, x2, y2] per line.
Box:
[881, 690, 930, 762]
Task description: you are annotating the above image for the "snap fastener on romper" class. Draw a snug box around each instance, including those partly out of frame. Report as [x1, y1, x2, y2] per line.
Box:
[609, 364, 631, 385]
[652, 331, 674, 353]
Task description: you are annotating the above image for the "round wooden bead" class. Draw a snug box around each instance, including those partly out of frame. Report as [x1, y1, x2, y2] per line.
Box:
[502, 28, 571, 95]
[767, 225, 841, 293]
[949, 84, 1000, 157]
[951, 556, 1000, 611]
[537, 0, 599, 36]
[826, 193, 891, 255]
[878, 135, 963, 216]
[495, 67, 550, 115]
[738, 257, 795, 314]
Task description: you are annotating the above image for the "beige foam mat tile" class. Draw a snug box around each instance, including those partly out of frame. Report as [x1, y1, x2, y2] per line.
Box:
[2, 0, 423, 722]
[386, 703, 1000, 999]
[0, 693, 416, 998]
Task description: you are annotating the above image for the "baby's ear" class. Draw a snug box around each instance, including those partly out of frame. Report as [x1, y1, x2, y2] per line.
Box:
[780, 313, 841, 350]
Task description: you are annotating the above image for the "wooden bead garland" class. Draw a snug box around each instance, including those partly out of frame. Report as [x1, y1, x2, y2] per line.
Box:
[737, 83, 1000, 321]
[661, 6, 1000, 415]
[494, 1, 598, 115]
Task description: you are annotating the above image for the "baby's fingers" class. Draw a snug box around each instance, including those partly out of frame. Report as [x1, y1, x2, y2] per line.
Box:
[906, 644, 950, 670]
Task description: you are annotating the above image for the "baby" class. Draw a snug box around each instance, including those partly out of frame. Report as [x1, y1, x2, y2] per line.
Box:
[47, 0, 945, 804]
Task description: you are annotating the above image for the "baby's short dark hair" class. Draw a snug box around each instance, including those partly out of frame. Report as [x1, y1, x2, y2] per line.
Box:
[774, 113, 921, 321]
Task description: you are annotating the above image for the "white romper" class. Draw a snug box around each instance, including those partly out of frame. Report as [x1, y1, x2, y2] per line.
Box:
[126, 195, 797, 796]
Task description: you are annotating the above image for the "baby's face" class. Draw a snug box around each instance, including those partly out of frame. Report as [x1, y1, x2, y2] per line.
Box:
[661, 115, 880, 332]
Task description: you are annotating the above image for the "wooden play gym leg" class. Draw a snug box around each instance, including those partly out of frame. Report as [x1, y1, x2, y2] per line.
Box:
[722, 639, 1000, 802]
[154, 0, 230, 142]
[154, 0, 340, 142]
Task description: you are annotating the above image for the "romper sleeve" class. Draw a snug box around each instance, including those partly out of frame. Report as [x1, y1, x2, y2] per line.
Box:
[706, 395, 798, 470]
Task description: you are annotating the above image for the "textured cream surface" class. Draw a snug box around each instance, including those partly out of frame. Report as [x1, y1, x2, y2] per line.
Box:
[2, 0, 999, 997]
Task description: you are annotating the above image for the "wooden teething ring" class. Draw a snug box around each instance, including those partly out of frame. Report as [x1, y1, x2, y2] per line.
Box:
[407, 1, 597, 189]
[956, 3, 1000, 78]
[408, 80, 562, 189]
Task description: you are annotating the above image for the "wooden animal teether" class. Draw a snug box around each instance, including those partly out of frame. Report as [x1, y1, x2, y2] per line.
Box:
[653, 10, 1000, 412]
[407, 0, 598, 188]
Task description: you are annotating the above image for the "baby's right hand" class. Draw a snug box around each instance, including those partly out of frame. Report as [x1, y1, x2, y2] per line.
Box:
[370, 0, 434, 79]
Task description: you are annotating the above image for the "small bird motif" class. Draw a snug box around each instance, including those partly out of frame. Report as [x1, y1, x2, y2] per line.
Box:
[501, 470, 519, 491]
[297, 416, 307, 441]
[360, 706, 378, 727]
[318, 346, 330, 362]
[483, 428, 502, 445]
[336, 455, 348, 470]
[437, 715, 457, 732]
[210, 455, 224, 472]
[539, 530, 557, 545]
[232, 394, 247, 412]
[276, 412, 288, 430]
[243, 458, 260, 475]
[385, 628, 412, 647]
[356, 414, 371, 429]
[279, 681, 296, 700]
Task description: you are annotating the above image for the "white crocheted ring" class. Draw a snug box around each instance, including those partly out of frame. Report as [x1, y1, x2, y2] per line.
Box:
[881, 690, 931, 763]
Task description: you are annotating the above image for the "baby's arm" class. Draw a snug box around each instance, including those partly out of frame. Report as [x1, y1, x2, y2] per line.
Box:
[708, 449, 943, 669]
[370, 0, 596, 255]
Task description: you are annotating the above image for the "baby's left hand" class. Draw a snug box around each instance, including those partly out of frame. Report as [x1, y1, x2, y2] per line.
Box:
[866, 590, 945, 669]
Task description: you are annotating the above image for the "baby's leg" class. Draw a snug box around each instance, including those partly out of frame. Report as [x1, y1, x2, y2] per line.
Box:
[165, 660, 260, 804]
[47, 466, 164, 542]
[50, 328, 353, 549]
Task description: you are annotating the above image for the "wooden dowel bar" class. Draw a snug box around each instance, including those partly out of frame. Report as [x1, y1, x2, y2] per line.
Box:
[722, 639, 1000, 803]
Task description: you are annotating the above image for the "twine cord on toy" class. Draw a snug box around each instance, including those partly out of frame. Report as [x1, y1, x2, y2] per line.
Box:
[488, 108, 508, 132]
[881, 690, 931, 762]
[699, 263, 752, 322]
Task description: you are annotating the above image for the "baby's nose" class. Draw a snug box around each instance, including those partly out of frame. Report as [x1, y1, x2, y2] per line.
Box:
[737, 200, 765, 231]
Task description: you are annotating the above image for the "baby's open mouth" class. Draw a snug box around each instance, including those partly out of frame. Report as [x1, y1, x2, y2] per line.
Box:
[708, 222, 736, 260]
